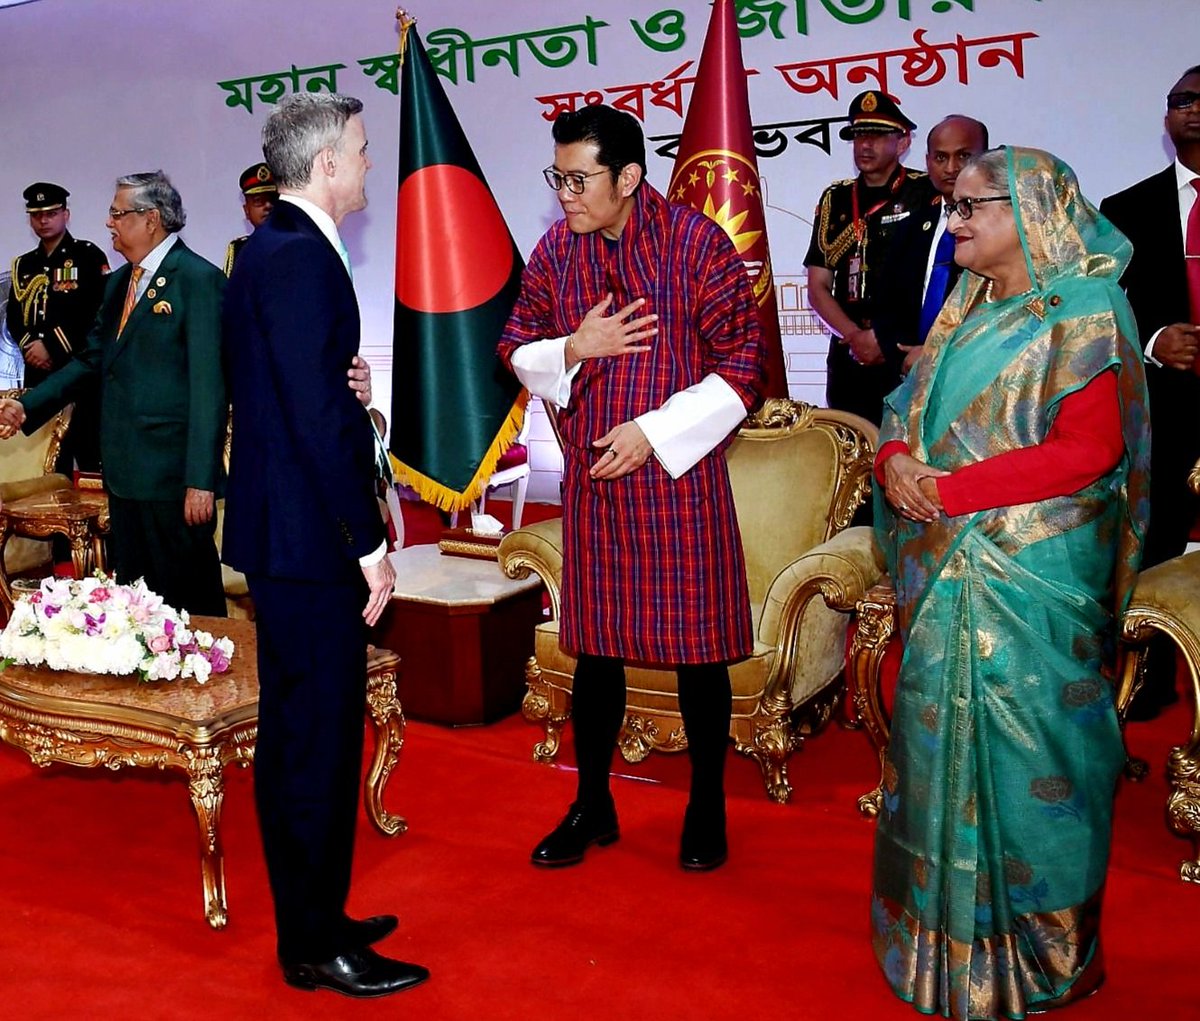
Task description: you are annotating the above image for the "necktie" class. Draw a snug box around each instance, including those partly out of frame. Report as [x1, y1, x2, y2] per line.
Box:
[918, 226, 956, 342]
[118, 266, 144, 336]
[1187, 179, 1200, 376]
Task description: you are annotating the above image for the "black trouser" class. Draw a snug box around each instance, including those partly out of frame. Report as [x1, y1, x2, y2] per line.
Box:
[105, 493, 226, 617]
[248, 573, 369, 965]
[571, 653, 732, 811]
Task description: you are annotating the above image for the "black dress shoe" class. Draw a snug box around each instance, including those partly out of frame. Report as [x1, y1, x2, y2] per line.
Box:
[531, 800, 619, 867]
[283, 947, 429, 998]
[680, 803, 727, 872]
[344, 914, 399, 946]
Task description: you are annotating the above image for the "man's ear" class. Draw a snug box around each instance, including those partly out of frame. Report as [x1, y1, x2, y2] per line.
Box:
[619, 162, 643, 199]
[897, 132, 912, 161]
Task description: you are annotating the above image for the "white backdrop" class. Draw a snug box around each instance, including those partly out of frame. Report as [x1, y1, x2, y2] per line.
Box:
[1, 0, 1193, 501]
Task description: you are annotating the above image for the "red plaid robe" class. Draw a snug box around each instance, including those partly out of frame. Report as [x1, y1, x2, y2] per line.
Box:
[498, 183, 765, 663]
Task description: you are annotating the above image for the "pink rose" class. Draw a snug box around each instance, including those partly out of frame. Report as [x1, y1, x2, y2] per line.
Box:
[89, 587, 111, 603]
[148, 634, 173, 654]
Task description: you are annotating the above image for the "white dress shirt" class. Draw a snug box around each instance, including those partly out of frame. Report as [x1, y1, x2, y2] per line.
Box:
[1142, 157, 1199, 366]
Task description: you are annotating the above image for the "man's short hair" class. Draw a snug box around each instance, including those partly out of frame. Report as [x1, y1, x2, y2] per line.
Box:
[262, 93, 365, 189]
[551, 104, 647, 188]
[115, 171, 185, 233]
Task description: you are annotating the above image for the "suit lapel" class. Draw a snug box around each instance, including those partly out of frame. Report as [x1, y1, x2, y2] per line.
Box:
[109, 242, 186, 362]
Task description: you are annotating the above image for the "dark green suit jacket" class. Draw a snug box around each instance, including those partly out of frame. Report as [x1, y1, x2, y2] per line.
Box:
[21, 238, 227, 502]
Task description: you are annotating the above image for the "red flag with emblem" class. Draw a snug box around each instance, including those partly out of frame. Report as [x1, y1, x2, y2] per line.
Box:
[668, 0, 788, 397]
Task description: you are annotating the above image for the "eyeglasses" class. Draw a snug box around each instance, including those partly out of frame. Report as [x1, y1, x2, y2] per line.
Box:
[944, 195, 1012, 220]
[1167, 90, 1200, 110]
[108, 207, 152, 220]
[542, 167, 607, 195]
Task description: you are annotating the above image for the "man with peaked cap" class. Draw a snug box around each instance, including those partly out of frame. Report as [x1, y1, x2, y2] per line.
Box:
[5, 182, 109, 472]
[804, 90, 927, 426]
[223, 162, 278, 276]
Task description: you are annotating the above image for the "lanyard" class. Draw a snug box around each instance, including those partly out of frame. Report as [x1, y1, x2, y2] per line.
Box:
[851, 166, 907, 242]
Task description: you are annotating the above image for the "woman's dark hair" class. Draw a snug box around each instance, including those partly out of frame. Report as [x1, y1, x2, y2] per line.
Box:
[551, 104, 647, 189]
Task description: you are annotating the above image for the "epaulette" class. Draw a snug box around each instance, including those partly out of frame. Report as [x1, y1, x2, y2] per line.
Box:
[223, 236, 248, 278]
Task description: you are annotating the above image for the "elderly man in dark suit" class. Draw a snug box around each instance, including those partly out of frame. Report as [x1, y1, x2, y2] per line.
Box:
[0, 171, 227, 616]
[1101, 65, 1200, 718]
[874, 115, 988, 379]
[222, 92, 427, 998]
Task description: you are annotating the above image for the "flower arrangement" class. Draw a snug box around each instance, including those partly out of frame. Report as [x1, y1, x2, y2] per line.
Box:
[0, 574, 234, 683]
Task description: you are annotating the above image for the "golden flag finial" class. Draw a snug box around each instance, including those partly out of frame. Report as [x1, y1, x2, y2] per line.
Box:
[397, 7, 416, 62]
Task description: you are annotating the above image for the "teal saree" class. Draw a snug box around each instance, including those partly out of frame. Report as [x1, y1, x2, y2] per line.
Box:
[870, 148, 1151, 1019]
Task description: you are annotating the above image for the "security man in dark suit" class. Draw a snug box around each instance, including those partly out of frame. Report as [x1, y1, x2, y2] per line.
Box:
[222, 162, 277, 277]
[5, 182, 108, 470]
[804, 90, 927, 426]
[874, 115, 989, 379]
[1101, 64, 1200, 718]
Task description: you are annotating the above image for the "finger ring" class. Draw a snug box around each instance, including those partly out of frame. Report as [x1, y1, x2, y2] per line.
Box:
[899, 503, 909, 511]
[608, 447, 618, 457]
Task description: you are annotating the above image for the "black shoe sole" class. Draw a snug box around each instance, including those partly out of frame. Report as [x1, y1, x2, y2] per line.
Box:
[284, 972, 428, 998]
[530, 830, 619, 868]
[680, 849, 728, 872]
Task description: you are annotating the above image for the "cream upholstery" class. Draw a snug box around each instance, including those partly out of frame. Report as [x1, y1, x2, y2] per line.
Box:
[0, 389, 73, 576]
[499, 399, 882, 802]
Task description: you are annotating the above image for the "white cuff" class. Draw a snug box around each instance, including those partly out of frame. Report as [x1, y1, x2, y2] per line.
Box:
[634, 373, 748, 480]
[510, 335, 581, 408]
[358, 541, 387, 568]
[1144, 327, 1164, 369]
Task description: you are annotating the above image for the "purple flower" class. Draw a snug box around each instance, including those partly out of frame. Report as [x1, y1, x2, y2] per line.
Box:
[84, 612, 106, 636]
[43, 604, 61, 618]
[207, 645, 231, 673]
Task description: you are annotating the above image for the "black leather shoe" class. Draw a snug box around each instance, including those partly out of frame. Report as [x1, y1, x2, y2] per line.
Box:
[283, 947, 429, 998]
[680, 803, 727, 871]
[344, 914, 399, 946]
[530, 800, 619, 867]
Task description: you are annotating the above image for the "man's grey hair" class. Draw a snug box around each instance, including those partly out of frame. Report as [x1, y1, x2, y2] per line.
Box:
[262, 93, 364, 189]
[115, 171, 186, 233]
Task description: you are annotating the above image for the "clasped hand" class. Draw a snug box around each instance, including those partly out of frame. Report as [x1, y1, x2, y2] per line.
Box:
[0, 398, 25, 439]
[567, 293, 657, 367]
[883, 452, 950, 522]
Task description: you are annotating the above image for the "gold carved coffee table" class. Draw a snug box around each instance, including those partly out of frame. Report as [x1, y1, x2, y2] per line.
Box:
[0, 488, 110, 611]
[0, 616, 407, 928]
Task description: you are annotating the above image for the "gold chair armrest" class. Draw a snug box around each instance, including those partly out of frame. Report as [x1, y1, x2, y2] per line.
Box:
[498, 518, 563, 620]
[757, 526, 886, 707]
[0, 472, 72, 502]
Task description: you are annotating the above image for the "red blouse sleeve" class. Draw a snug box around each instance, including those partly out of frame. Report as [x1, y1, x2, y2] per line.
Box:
[874, 440, 911, 485]
[936, 369, 1124, 516]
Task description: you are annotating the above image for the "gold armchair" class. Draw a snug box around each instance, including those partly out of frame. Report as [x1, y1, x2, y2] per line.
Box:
[1115, 457, 1200, 883]
[0, 389, 73, 576]
[498, 399, 883, 803]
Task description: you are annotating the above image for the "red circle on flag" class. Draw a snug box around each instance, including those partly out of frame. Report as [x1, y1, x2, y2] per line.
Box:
[396, 165, 513, 313]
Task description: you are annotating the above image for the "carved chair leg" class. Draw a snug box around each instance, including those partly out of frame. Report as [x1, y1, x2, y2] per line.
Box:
[185, 748, 228, 930]
[364, 669, 408, 837]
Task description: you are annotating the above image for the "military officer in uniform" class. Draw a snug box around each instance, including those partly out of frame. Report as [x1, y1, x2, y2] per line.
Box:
[805, 91, 927, 426]
[223, 162, 278, 276]
[5, 182, 108, 471]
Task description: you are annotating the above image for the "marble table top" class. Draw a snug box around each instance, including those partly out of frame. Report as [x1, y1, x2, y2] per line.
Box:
[389, 543, 541, 608]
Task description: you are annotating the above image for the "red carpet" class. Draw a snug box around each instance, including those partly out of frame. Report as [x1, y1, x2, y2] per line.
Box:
[0, 501, 1194, 1020]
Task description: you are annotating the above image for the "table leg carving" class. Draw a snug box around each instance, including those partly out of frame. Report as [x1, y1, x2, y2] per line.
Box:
[65, 519, 93, 579]
[365, 667, 407, 837]
[184, 747, 229, 930]
[0, 518, 15, 614]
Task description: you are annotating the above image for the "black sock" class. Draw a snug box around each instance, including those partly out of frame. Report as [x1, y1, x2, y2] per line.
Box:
[570, 653, 626, 809]
[676, 662, 732, 815]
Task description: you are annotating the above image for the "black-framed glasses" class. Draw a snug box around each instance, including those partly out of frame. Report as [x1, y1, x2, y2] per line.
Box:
[944, 195, 1012, 220]
[107, 206, 152, 220]
[1167, 90, 1200, 110]
[541, 167, 607, 195]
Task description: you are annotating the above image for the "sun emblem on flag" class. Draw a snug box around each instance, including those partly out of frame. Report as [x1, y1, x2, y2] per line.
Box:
[668, 148, 775, 306]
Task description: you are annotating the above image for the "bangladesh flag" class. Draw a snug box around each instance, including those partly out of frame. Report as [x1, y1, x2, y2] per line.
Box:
[390, 24, 526, 512]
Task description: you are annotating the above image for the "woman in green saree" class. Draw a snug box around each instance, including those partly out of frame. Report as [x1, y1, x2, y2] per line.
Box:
[870, 146, 1150, 1019]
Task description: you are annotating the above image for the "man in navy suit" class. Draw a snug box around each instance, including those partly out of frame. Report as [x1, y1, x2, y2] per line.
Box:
[222, 92, 428, 997]
[1102, 65, 1200, 718]
[874, 115, 988, 379]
